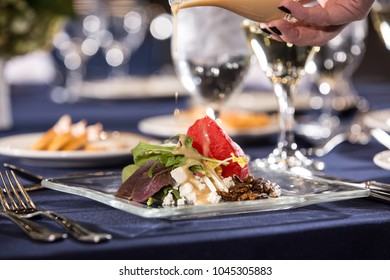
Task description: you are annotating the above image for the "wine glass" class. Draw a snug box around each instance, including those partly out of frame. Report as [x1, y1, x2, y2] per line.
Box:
[171, 6, 251, 121]
[242, 20, 322, 171]
[297, 19, 369, 142]
[103, 0, 149, 78]
[313, 19, 368, 106]
[51, 0, 107, 103]
[371, 0, 390, 51]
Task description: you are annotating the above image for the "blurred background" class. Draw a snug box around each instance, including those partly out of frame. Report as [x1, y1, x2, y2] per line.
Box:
[3, 0, 390, 87]
[4, 0, 173, 88]
[2, 0, 390, 118]
[354, 13, 390, 83]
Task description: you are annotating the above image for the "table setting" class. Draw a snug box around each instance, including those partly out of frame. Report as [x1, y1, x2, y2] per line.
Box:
[1, 0, 390, 261]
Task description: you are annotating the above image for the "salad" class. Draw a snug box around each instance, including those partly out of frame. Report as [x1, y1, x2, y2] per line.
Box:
[115, 116, 280, 207]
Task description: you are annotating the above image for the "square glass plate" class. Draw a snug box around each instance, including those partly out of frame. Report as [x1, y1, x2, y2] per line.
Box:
[42, 169, 370, 220]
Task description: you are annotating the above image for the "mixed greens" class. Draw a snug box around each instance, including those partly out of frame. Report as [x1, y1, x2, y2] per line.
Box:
[116, 134, 247, 207]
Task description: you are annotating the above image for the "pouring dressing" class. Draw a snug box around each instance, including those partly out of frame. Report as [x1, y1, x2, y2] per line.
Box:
[169, 0, 286, 23]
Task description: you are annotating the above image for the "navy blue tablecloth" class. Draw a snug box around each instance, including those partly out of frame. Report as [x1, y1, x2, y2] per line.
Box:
[1, 82, 390, 260]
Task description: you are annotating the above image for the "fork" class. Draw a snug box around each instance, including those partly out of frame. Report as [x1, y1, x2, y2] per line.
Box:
[1, 170, 112, 243]
[0, 171, 66, 242]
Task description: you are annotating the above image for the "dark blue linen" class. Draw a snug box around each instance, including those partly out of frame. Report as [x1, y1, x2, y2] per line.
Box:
[1, 82, 390, 260]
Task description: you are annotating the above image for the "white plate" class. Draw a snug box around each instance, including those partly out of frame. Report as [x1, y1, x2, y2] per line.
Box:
[363, 109, 390, 132]
[138, 114, 279, 138]
[225, 90, 311, 112]
[80, 75, 186, 100]
[0, 132, 154, 168]
[41, 169, 369, 220]
[373, 150, 390, 170]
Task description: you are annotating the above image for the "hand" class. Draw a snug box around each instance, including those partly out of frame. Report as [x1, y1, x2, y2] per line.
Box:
[263, 0, 374, 46]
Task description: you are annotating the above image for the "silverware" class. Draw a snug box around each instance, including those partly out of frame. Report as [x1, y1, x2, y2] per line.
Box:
[1, 170, 112, 243]
[316, 175, 390, 202]
[291, 167, 390, 203]
[0, 211, 66, 242]
[0, 171, 66, 242]
[3, 163, 44, 191]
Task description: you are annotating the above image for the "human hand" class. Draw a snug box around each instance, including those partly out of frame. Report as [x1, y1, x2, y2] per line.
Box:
[262, 0, 374, 46]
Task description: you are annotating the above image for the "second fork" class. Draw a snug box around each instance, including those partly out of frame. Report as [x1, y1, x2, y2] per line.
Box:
[3, 170, 112, 243]
[0, 172, 66, 242]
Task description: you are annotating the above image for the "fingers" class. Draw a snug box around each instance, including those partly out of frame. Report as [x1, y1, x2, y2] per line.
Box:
[257, 0, 373, 46]
[264, 19, 345, 46]
[277, 0, 374, 26]
[277, 1, 336, 26]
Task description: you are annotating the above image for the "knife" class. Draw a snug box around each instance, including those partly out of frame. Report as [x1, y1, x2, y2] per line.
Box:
[291, 167, 390, 203]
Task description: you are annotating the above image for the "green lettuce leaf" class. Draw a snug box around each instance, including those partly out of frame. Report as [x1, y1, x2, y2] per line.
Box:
[122, 164, 139, 182]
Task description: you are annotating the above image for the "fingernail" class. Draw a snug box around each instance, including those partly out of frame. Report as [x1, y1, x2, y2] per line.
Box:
[270, 26, 282, 36]
[260, 28, 272, 35]
[278, 6, 291, 14]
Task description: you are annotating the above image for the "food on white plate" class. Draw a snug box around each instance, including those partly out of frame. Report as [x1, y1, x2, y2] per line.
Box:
[115, 116, 281, 207]
[179, 106, 271, 130]
[31, 114, 105, 151]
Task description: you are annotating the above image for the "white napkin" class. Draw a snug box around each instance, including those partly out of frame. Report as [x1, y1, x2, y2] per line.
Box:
[5, 51, 56, 84]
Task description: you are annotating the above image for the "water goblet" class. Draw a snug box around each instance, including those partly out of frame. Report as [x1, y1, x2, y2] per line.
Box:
[242, 20, 321, 171]
[171, 6, 251, 121]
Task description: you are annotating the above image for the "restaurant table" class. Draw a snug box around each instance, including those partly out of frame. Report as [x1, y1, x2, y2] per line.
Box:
[1, 80, 390, 260]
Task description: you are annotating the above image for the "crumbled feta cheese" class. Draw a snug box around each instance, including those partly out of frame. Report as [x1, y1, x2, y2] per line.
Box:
[179, 182, 194, 197]
[170, 167, 188, 185]
[223, 176, 235, 188]
[162, 192, 174, 206]
[207, 192, 221, 204]
[177, 198, 186, 206]
[186, 192, 197, 204]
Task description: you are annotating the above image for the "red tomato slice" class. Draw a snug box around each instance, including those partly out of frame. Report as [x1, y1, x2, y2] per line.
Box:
[187, 116, 249, 179]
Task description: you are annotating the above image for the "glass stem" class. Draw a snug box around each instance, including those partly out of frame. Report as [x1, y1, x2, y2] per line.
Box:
[274, 80, 297, 156]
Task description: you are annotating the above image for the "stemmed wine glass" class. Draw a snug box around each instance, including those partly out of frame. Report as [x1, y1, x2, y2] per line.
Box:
[171, 6, 251, 121]
[242, 20, 322, 171]
[51, 0, 107, 103]
[371, 0, 390, 51]
[297, 19, 369, 142]
[103, 0, 149, 78]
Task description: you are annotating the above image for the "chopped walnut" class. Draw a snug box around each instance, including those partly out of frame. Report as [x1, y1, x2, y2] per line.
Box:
[217, 175, 281, 201]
